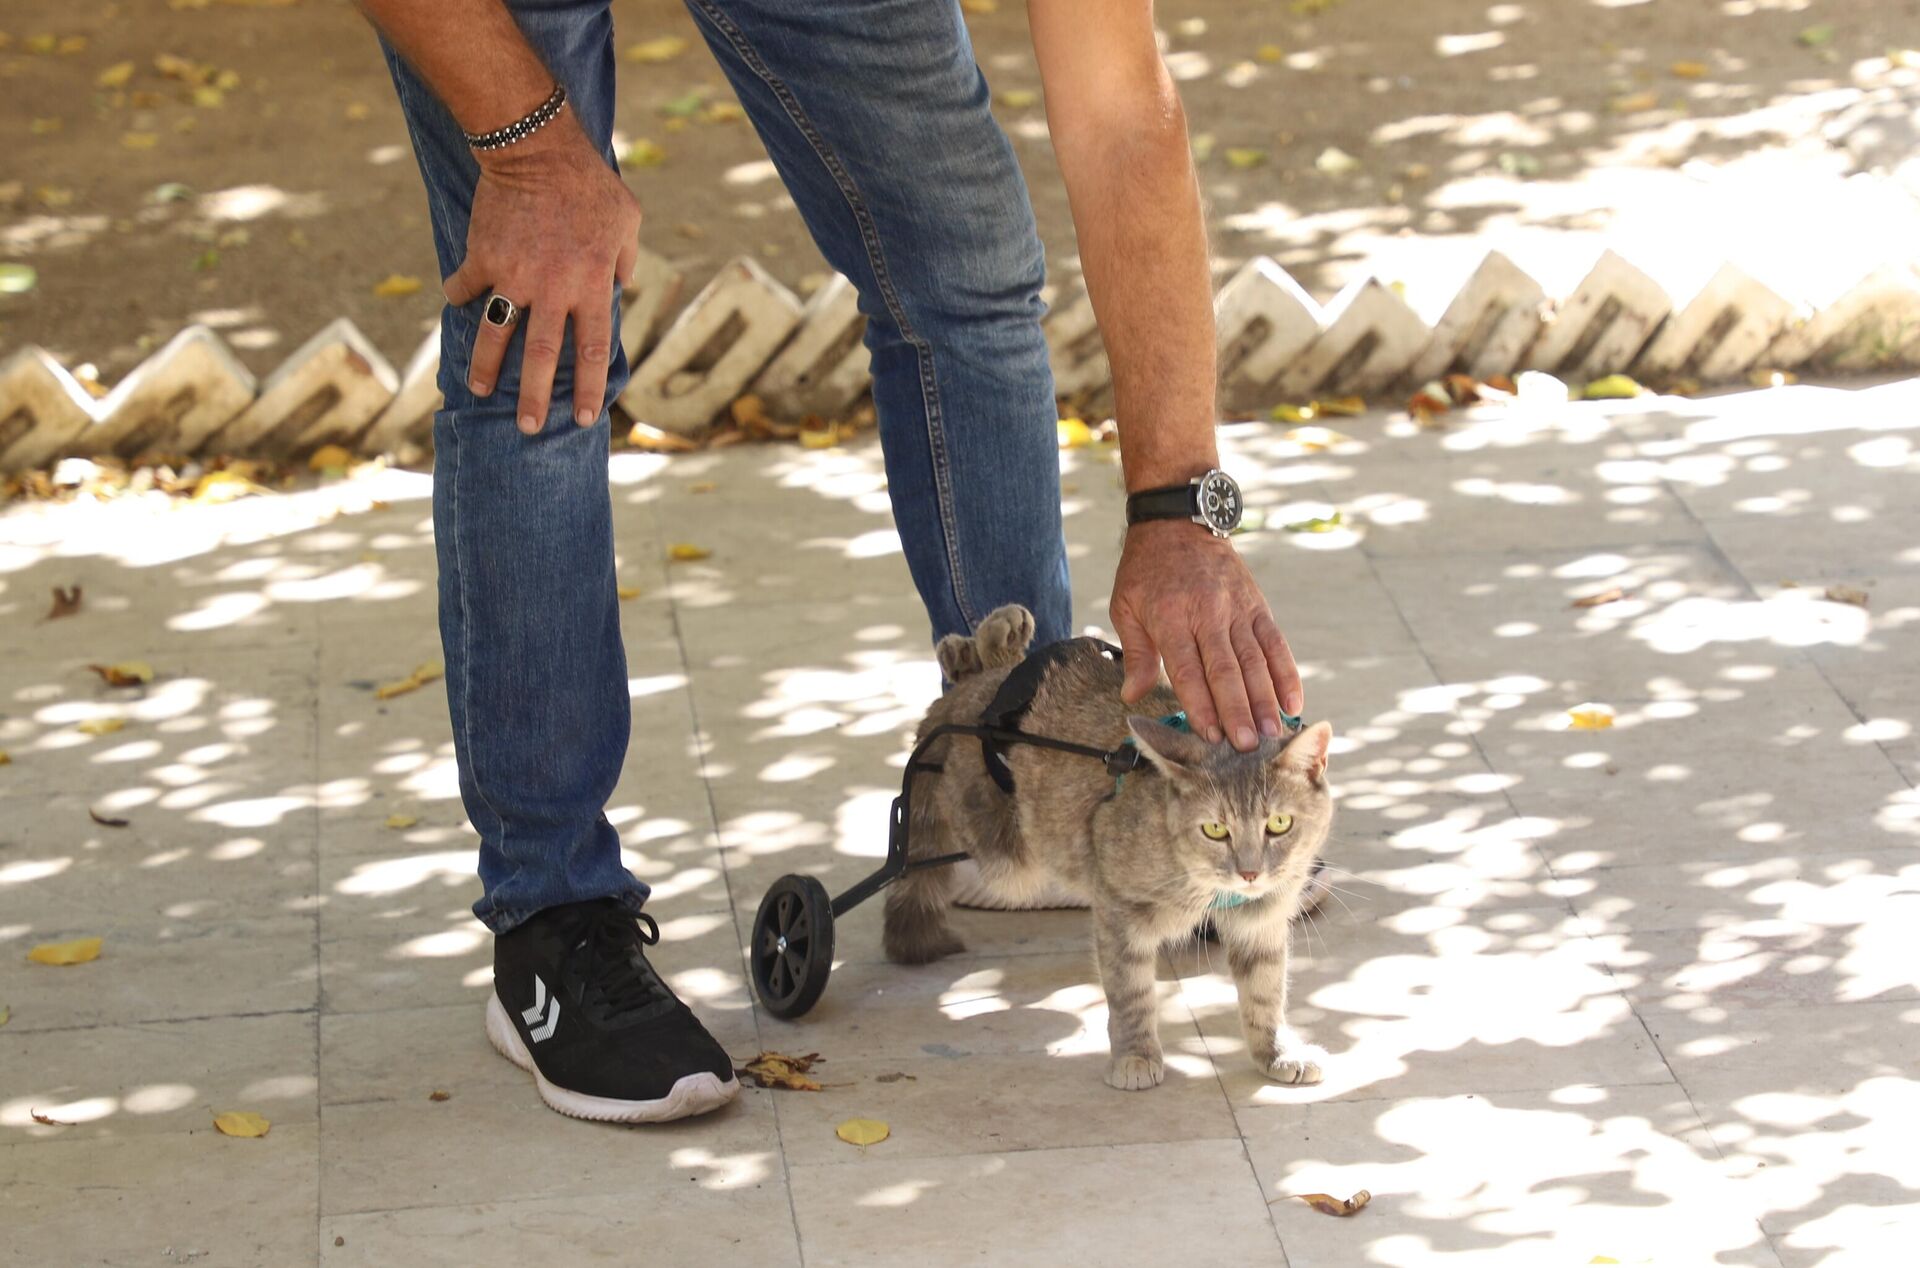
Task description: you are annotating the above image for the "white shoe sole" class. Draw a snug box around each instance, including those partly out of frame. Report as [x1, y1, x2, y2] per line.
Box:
[485, 994, 740, 1124]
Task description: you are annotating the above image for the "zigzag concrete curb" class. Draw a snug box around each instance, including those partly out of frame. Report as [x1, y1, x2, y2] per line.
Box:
[4, 245, 1919, 473]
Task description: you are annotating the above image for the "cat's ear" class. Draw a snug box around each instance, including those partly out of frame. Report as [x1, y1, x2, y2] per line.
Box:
[1275, 721, 1332, 784]
[1126, 716, 1211, 779]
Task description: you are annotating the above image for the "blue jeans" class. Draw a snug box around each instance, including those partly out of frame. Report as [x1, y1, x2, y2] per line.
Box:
[380, 0, 1073, 932]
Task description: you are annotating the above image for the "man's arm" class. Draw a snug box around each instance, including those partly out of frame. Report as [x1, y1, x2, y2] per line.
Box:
[1028, 0, 1304, 749]
[356, 0, 640, 432]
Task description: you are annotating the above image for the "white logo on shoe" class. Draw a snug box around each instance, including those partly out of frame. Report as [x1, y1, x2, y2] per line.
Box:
[521, 974, 560, 1043]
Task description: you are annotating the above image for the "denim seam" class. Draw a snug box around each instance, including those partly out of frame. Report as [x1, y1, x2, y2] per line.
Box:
[684, 0, 980, 630]
[444, 421, 514, 930]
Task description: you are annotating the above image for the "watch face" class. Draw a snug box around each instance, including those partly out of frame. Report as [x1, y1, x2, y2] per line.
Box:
[1196, 471, 1243, 534]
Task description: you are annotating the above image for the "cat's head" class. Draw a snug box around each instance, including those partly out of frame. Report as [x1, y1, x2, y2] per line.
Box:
[1125, 717, 1334, 905]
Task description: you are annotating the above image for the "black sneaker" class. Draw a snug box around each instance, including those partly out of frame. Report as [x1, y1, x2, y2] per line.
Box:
[486, 899, 740, 1123]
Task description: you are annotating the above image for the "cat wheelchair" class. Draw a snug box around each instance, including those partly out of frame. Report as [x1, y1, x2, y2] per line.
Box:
[747, 639, 1147, 1020]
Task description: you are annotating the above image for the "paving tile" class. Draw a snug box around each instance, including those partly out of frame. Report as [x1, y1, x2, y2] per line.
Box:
[321, 1181, 801, 1266]
[0, 1123, 319, 1266]
[2, 1011, 317, 1143]
[1241, 1084, 1778, 1267]
[787, 1139, 1281, 1266]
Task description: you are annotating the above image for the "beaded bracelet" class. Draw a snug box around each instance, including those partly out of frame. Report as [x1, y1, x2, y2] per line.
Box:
[464, 84, 567, 153]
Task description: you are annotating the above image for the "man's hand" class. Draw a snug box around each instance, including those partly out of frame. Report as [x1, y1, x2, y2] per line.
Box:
[1110, 521, 1304, 752]
[443, 114, 641, 434]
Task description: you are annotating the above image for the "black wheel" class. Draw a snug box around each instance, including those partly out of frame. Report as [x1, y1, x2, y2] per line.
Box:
[750, 874, 835, 1020]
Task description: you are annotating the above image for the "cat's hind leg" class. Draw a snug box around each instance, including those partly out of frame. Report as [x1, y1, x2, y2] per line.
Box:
[1213, 902, 1326, 1085]
[881, 815, 967, 965]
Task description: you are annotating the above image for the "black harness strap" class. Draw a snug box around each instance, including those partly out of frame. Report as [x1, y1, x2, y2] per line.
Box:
[977, 637, 1129, 794]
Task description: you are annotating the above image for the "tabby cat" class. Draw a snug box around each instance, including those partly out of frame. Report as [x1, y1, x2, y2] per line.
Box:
[883, 604, 1334, 1090]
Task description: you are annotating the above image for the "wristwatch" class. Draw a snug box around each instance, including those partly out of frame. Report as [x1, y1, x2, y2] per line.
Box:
[1125, 468, 1243, 537]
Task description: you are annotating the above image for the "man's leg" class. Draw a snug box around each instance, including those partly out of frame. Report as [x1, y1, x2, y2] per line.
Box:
[378, 1, 642, 934]
[682, 0, 1074, 648]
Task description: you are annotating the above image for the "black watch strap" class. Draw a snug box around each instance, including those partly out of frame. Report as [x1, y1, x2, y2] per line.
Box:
[1126, 484, 1194, 525]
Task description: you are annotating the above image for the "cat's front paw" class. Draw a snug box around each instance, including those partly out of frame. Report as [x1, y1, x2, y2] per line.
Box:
[1263, 1043, 1326, 1086]
[1106, 1053, 1166, 1091]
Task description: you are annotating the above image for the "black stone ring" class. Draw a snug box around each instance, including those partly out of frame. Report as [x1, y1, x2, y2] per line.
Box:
[482, 293, 521, 329]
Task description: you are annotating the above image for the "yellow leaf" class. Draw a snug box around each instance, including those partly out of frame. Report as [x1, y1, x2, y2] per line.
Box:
[1670, 60, 1709, 78]
[835, 1117, 890, 1147]
[1282, 426, 1354, 451]
[1271, 403, 1314, 424]
[1256, 43, 1285, 62]
[1314, 395, 1366, 417]
[625, 139, 667, 167]
[1226, 148, 1268, 169]
[1591, 1258, 1621, 1265]
[0, 750, 10, 765]
[687, 481, 717, 494]
[1283, 511, 1345, 534]
[737, 1051, 827, 1091]
[29, 117, 61, 135]
[1582, 374, 1643, 400]
[960, 0, 997, 12]
[57, 34, 88, 54]
[373, 274, 423, 298]
[190, 468, 267, 503]
[383, 813, 418, 830]
[1747, 367, 1796, 388]
[88, 661, 154, 686]
[0, 1004, 9, 1026]
[344, 101, 371, 121]
[996, 89, 1039, 109]
[374, 661, 443, 700]
[668, 543, 712, 562]
[96, 60, 136, 88]
[1567, 705, 1615, 730]
[1284, 1190, 1371, 1217]
[625, 36, 689, 63]
[307, 444, 354, 473]
[212, 1110, 271, 1138]
[1314, 146, 1360, 175]
[701, 102, 744, 124]
[77, 718, 125, 736]
[28, 936, 103, 966]
[1056, 417, 1093, 449]
[616, 584, 644, 601]
[1610, 91, 1660, 113]
[121, 131, 160, 150]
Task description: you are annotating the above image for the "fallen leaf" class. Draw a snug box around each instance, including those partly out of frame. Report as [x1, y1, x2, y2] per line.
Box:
[1190, 132, 1217, 162]
[97, 60, 137, 88]
[1747, 368, 1796, 388]
[88, 808, 130, 828]
[1497, 151, 1543, 177]
[1283, 511, 1345, 533]
[1571, 587, 1626, 609]
[996, 88, 1038, 109]
[190, 468, 267, 503]
[874, 1071, 918, 1084]
[626, 422, 701, 452]
[307, 444, 354, 473]
[344, 101, 371, 121]
[76, 718, 125, 736]
[687, 481, 717, 494]
[375, 661, 443, 700]
[1796, 23, 1835, 48]
[1271, 403, 1315, 424]
[617, 584, 643, 600]
[28, 936, 103, 966]
[960, 0, 997, 12]
[625, 36, 688, 62]
[0, 1005, 10, 1026]
[0, 751, 10, 766]
[625, 139, 667, 167]
[31, 1109, 77, 1127]
[1567, 705, 1616, 731]
[383, 813, 418, 830]
[1582, 374, 1644, 399]
[1314, 146, 1360, 175]
[1282, 1190, 1371, 1217]
[1485, 373, 1518, 394]
[799, 424, 839, 450]
[121, 131, 160, 150]
[0, 263, 39, 295]
[701, 101, 744, 124]
[1824, 584, 1870, 608]
[1314, 395, 1366, 417]
[428, 1090, 450, 1102]
[1282, 426, 1355, 451]
[373, 274, 423, 298]
[668, 543, 712, 562]
[1670, 59, 1709, 78]
[1226, 147, 1269, 169]
[47, 585, 83, 620]
[1256, 43, 1285, 62]
[737, 1051, 826, 1091]
[87, 661, 154, 687]
[835, 1117, 890, 1147]
[1610, 91, 1660, 114]
[1057, 417, 1093, 448]
[212, 1110, 271, 1138]
[661, 88, 709, 117]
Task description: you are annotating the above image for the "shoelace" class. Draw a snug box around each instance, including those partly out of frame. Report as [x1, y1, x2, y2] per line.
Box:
[573, 907, 674, 1018]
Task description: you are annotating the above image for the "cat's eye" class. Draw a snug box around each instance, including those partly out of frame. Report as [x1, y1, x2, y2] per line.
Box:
[1265, 812, 1294, 835]
[1200, 821, 1230, 841]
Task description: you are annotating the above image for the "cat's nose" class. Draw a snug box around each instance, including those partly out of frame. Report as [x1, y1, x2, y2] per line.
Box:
[1238, 870, 1259, 883]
